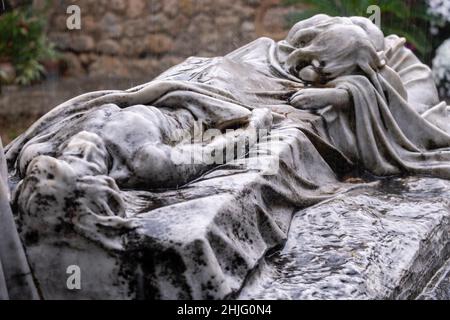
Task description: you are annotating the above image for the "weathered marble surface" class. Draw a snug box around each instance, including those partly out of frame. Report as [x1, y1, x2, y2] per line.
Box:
[11, 131, 450, 299]
[239, 177, 450, 300]
[0, 139, 38, 299]
[419, 258, 450, 300]
[3, 15, 450, 300]
[16, 125, 350, 299]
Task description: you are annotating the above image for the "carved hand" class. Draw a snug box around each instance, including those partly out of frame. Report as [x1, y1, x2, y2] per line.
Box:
[289, 88, 350, 110]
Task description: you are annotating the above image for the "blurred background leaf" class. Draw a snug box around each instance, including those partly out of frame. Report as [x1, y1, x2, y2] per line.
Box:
[0, 1, 58, 86]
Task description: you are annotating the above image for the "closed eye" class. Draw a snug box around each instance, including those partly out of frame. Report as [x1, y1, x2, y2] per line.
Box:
[295, 35, 314, 48]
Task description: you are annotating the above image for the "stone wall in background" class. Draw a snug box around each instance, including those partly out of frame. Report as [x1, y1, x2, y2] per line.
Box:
[1, 0, 303, 144]
[46, 0, 301, 79]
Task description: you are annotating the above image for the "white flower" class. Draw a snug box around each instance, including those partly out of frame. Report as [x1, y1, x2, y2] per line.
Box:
[432, 38, 450, 97]
[427, 0, 450, 23]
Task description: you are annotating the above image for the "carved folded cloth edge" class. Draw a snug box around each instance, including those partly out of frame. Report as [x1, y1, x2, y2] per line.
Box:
[121, 125, 349, 299]
[0, 139, 39, 300]
[4, 15, 450, 299]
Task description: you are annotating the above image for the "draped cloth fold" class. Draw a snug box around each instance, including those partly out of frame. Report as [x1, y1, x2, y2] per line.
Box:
[3, 30, 450, 299]
[323, 74, 450, 178]
[0, 139, 39, 300]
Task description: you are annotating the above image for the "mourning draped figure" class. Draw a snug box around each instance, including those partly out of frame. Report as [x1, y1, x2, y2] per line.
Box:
[2, 15, 450, 299]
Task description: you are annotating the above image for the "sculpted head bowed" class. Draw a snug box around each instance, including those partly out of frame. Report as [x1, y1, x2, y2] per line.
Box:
[283, 15, 386, 85]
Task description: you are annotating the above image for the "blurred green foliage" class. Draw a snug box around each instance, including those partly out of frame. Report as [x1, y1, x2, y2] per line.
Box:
[283, 0, 436, 61]
[0, 5, 57, 85]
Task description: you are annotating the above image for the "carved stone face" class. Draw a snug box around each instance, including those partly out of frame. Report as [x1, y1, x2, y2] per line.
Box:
[285, 16, 385, 85]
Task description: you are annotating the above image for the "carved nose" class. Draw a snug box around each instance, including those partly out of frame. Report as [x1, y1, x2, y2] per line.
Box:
[298, 65, 319, 83]
[291, 59, 310, 76]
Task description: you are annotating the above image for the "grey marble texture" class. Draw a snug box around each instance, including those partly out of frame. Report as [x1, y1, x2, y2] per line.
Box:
[418, 258, 450, 300]
[2, 15, 450, 299]
[0, 139, 39, 299]
[240, 177, 450, 300]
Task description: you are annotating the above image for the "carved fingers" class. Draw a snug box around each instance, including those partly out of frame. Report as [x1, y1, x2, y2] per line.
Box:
[290, 88, 331, 110]
[289, 88, 350, 110]
[76, 175, 125, 218]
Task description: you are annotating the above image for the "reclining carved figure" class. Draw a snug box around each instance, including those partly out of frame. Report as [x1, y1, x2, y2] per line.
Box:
[3, 14, 450, 299]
